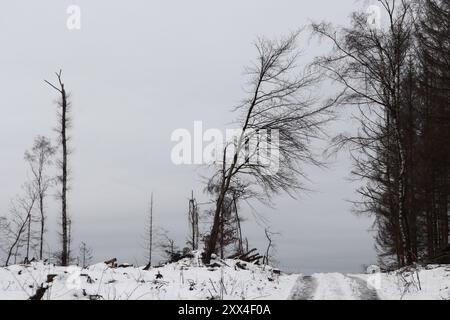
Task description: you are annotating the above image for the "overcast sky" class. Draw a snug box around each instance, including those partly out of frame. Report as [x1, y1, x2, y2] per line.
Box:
[0, 0, 379, 274]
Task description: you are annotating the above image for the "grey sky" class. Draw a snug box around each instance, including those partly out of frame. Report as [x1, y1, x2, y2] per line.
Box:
[0, 0, 378, 274]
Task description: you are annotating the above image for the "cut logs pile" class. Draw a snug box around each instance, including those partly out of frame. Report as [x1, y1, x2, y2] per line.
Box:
[228, 248, 263, 264]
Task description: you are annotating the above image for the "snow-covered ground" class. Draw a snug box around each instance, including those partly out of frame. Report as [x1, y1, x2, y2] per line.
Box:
[301, 273, 378, 300]
[290, 265, 450, 300]
[0, 256, 297, 300]
[1, 257, 449, 300]
[352, 265, 450, 300]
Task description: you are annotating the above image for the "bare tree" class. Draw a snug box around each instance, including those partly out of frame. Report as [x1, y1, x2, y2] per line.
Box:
[45, 70, 72, 266]
[229, 182, 249, 255]
[0, 217, 9, 263]
[143, 193, 154, 270]
[203, 31, 334, 263]
[262, 228, 278, 266]
[204, 179, 251, 258]
[67, 217, 74, 265]
[78, 242, 93, 268]
[4, 184, 38, 266]
[24, 136, 55, 261]
[187, 191, 199, 251]
[157, 228, 179, 263]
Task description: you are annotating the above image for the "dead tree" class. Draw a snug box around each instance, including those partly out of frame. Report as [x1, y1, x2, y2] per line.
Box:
[45, 70, 71, 266]
[263, 228, 278, 265]
[157, 228, 179, 262]
[24, 136, 55, 261]
[4, 184, 38, 266]
[78, 242, 93, 268]
[203, 31, 334, 263]
[143, 193, 154, 270]
[67, 217, 73, 265]
[187, 191, 199, 251]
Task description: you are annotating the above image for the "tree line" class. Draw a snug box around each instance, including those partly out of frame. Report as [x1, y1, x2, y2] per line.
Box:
[200, 0, 449, 268]
[313, 0, 449, 267]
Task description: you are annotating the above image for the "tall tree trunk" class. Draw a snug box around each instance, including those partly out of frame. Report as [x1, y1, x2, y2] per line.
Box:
[26, 214, 31, 261]
[234, 197, 243, 254]
[148, 193, 153, 267]
[61, 85, 69, 266]
[39, 194, 44, 260]
[45, 71, 70, 266]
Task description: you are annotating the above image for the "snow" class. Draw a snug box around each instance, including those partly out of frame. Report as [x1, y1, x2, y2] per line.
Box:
[353, 265, 450, 300]
[1, 257, 449, 300]
[0, 256, 298, 300]
[311, 273, 366, 300]
[290, 265, 450, 300]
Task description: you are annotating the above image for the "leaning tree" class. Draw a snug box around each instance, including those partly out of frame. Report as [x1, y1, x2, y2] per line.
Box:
[202, 31, 335, 263]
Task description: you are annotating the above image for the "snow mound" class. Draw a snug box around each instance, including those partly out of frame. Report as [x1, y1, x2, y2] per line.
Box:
[354, 265, 450, 300]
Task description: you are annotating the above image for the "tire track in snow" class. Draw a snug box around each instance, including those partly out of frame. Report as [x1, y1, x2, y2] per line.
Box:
[295, 273, 379, 300]
[289, 275, 317, 300]
[312, 273, 355, 300]
[347, 275, 379, 300]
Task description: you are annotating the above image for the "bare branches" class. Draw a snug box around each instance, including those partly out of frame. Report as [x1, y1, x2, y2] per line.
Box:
[44, 69, 64, 93]
[156, 228, 180, 263]
[78, 242, 93, 268]
[203, 31, 334, 263]
[229, 31, 333, 197]
[312, 0, 450, 268]
[143, 193, 154, 269]
[4, 184, 38, 266]
[263, 228, 279, 266]
[24, 136, 55, 261]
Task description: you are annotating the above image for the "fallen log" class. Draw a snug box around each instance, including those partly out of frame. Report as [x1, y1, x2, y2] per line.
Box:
[29, 274, 57, 300]
[104, 258, 118, 268]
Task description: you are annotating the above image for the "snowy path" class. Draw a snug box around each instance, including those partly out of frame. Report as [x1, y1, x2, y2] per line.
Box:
[289, 276, 317, 300]
[290, 273, 379, 300]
